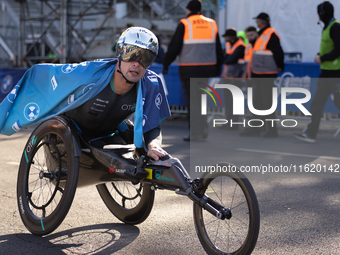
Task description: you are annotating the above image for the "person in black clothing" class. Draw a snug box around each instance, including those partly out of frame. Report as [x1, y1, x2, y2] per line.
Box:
[154, 35, 165, 64]
[240, 12, 284, 138]
[222, 28, 246, 76]
[294, 1, 340, 143]
[162, 0, 224, 141]
[221, 28, 245, 129]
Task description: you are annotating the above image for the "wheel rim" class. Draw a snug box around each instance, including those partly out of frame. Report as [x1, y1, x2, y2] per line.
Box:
[197, 175, 255, 254]
[107, 182, 143, 209]
[25, 137, 66, 218]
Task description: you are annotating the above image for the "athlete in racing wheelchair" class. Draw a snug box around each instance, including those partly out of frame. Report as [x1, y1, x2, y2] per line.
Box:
[0, 27, 260, 255]
[62, 27, 170, 184]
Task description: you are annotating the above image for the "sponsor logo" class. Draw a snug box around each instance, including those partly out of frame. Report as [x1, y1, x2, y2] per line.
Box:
[61, 64, 78, 73]
[155, 93, 162, 109]
[26, 135, 37, 153]
[7, 85, 20, 103]
[121, 103, 135, 111]
[51, 75, 58, 90]
[82, 83, 95, 94]
[143, 114, 148, 127]
[96, 98, 109, 104]
[109, 168, 126, 174]
[19, 196, 25, 215]
[155, 170, 175, 182]
[135, 40, 148, 47]
[1, 75, 13, 94]
[24, 102, 40, 121]
[274, 72, 311, 95]
[12, 120, 21, 132]
[68, 94, 75, 104]
[147, 75, 158, 84]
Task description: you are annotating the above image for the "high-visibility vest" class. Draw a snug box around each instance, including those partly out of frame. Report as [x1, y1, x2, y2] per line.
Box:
[320, 19, 340, 70]
[178, 14, 218, 66]
[251, 27, 279, 74]
[222, 38, 246, 78]
[244, 43, 253, 61]
[243, 43, 254, 78]
[225, 38, 246, 64]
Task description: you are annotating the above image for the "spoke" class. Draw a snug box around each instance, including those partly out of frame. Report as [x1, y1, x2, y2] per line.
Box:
[209, 180, 227, 207]
[230, 200, 247, 210]
[203, 217, 220, 226]
[28, 178, 40, 186]
[223, 220, 245, 248]
[229, 214, 249, 227]
[213, 216, 221, 245]
[230, 182, 238, 209]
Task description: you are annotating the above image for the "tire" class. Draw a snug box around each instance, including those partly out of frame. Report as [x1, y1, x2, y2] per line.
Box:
[193, 163, 260, 255]
[97, 181, 155, 224]
[17, 118, 79, 236]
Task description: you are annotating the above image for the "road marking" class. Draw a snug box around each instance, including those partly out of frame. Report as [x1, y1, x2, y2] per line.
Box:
[6, 162, 20, 165]
[237, 148, 340, 161]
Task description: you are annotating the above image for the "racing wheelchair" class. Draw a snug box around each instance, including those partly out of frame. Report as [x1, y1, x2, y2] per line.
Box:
[16, 116, 260, 255]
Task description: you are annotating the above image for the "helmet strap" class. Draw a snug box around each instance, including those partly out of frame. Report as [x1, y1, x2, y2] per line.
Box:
[117, 59, 135, 85]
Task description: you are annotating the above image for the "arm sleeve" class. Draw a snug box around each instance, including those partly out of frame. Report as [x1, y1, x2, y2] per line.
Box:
[266, 33, 285, 70]
[162, 23, 185, 68]
[144, 125, 162, 148]
[320, 23, 340, 62]
[224, 45, 245, 65]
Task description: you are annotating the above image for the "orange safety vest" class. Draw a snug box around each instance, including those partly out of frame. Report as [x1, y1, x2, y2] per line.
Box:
[243, 43, 253, 78]
[251, 27, 279, 74]
[244, 43, 253, 61]
[222, 38, 246, 78]
[178, 14, 218, 66]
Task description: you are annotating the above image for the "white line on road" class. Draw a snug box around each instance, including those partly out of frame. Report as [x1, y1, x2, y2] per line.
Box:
[237, 148, 340, 161]
[6, 162, 20, 165]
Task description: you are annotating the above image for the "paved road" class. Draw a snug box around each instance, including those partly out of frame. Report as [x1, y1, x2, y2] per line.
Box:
[1, 120, 340, 254]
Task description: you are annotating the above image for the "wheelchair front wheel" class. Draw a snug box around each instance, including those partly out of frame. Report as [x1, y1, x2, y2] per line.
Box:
[193, 164, 260, 255]
[17, 118, 79, 236]
[97, 181, 155, 225]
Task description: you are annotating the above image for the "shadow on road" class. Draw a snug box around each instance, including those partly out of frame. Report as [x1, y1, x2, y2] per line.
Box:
[0, 223, 139, 255]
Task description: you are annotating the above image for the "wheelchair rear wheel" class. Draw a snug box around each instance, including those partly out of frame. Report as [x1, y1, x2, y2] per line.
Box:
[17, 118, 79, 236]
[97, 181, 154, 224]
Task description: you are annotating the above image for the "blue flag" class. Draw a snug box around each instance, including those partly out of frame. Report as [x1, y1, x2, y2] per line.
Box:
[0, 59, 170, 148]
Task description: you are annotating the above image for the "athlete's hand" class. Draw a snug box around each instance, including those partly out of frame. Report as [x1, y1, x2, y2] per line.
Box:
[147, 141, 167, 161]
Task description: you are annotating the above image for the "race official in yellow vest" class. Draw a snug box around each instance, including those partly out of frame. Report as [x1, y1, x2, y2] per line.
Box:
[162, 0, 224, 141]
[294, 1, 340, 143]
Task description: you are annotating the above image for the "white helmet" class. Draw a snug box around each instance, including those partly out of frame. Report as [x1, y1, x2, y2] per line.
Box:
[116, 27, 158, 68]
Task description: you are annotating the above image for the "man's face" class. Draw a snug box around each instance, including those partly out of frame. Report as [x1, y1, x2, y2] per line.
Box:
[255, 19, 263, 28]
[119, 60, 146, 83]
[245, 31, 258, 42]
[224, 36, 234, 43]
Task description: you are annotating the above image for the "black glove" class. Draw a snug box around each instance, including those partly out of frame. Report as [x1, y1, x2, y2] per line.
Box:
[162, 66, 168, 75]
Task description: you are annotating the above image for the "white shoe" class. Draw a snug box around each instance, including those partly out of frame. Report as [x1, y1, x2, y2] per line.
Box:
[293, 133, 316, 143]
